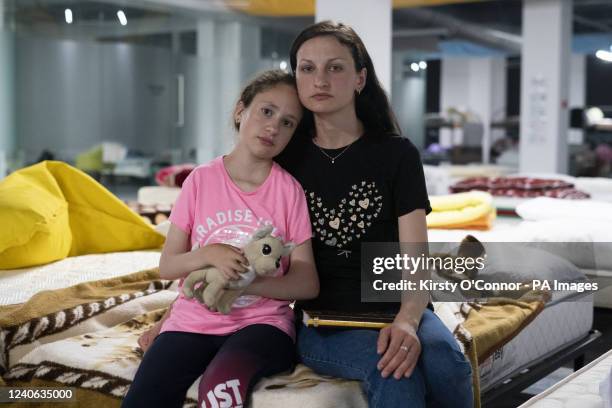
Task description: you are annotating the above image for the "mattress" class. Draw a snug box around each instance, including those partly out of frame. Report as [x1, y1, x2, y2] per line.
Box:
[582, 268, 612, 309]
[480, 292, 594, 391]
[0, 251, 161, 306]
[518, 347, 612, 407]
[428, 218, 612, 305]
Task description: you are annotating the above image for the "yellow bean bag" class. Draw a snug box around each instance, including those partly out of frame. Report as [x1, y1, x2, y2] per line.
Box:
[427, 191, 496, 230]
[0, 161, 165, 269]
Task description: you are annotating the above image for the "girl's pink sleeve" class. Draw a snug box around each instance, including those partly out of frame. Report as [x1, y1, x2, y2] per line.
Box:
[168, 169, 198, 235]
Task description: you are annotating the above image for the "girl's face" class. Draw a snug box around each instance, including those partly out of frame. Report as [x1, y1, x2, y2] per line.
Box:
[234, 84, 302, 160]
[295, 36, 366, 115]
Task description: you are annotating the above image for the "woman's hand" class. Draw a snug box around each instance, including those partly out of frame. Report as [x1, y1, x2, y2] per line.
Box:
[376, 317, 421, 380]
[200, 243, 249, 280]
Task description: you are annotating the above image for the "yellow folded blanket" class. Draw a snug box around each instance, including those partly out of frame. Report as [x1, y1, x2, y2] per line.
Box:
[0, 161, 165, 269]
[427, 191, 496, 230]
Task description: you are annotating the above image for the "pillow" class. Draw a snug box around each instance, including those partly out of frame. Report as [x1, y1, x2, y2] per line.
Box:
[0, 161, 165, 269]
[479, 242, 585, 284]
[516, 197, 612, 223]
[0, 165, 72, 269]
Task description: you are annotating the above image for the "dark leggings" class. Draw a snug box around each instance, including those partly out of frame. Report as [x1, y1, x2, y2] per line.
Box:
[122, 324, 295, 408]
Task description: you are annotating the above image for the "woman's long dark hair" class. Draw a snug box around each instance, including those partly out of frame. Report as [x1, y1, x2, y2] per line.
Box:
[289, 20, 400, 137]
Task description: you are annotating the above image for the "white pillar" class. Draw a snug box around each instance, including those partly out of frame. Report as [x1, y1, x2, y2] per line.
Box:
[0, 0, 15, 178]
[392, 52, 426, 148]
[568, 53, 585, 145]
[440, 57, 506, 163]
[194, 19, 217, 164]
[519, 0, 572, 174]
[315, 0, 392, 95]
[194, 20, 261, 164]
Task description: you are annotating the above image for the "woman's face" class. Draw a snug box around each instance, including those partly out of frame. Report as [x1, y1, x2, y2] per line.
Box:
[295, 35, 366, 115]
[234, 84, 302, 160]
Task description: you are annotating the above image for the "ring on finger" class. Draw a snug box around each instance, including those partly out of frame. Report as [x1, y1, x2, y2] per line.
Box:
[400, 345, 409, 352]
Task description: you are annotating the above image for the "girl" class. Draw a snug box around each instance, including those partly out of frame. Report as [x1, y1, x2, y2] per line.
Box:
[276, 21, 474, 408]
[123, 70, 319, 408]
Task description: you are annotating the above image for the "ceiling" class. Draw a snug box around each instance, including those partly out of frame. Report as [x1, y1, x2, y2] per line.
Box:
[5, 0, 612, 56]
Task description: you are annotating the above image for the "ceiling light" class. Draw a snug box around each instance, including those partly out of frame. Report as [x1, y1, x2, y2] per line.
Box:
[279, 61, 288, 70]
[117, 10, 127, 26]
[596, 47, 612, 62]
[410, 62, 419, 72]
[419, 61, 427, 70]
[64, 8, 73, 24]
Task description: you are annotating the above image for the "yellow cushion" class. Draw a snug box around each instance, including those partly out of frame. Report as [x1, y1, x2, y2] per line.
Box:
[0, 165, 73, 269]
[0, 161, 165, 269]
[427, 191, 496, 230]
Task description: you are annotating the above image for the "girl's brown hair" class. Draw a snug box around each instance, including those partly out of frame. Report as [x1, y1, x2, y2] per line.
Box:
[234, 70, 298, 131]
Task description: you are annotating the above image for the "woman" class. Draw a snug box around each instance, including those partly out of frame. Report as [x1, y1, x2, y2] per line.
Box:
[276, 21, 473, 407]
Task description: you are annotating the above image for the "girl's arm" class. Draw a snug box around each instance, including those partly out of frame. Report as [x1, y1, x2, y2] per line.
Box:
[159, 223, 248, 281]
[243, 239, 319, 300]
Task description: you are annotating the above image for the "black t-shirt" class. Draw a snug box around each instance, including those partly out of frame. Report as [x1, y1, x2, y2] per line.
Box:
[276, 132, 431, 313]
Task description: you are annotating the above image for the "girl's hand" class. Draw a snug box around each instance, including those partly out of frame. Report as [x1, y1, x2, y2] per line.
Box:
[200, 244, 249, 280]
[376, 317, 421, 380]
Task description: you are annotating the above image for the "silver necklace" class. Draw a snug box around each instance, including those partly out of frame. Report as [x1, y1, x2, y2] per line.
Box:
[314, 140, 355, 164]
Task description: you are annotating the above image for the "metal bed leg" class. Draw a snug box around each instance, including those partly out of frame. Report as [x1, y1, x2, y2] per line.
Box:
[574, 354, 585, 371]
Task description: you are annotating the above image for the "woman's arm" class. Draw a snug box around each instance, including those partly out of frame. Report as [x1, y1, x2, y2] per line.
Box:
[159, 224, 248, 281]
[395, 209, 430, 327]
[243, 239, 319, 300]
[377, 209, 429, 379]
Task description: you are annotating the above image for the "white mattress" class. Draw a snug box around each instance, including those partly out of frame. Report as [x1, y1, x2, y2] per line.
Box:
[582, 268, 612, 309]
[519, 347, 612, 407]
[429, 219, 612, 271]
[480, 293, 594, 391]
[0, 251, 161, 306]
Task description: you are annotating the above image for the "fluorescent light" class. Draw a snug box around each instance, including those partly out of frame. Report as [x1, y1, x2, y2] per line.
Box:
[65, 8, 73, 24]
[279, 60, 288, 70]
[410, 62, 419, 72]
[419, 61, 427, 70]
[117, 10, 127, 26]
[596, 49, 612, 62]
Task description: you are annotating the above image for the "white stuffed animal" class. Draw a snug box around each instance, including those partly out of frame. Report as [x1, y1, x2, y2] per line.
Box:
[182, 225, 294, 314]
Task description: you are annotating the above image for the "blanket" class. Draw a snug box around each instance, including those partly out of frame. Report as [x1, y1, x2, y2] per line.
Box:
[1, 270, 546, 408]
[427, 191, 496, 230]
[450, 176, 590, 199]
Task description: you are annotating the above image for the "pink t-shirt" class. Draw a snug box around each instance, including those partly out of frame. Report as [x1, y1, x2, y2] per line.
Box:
[160, 156, 312, 340]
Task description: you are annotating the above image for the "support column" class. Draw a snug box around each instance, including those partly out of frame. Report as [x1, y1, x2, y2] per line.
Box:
[316, 0, 392, 94]
[519, 0, 572, 174]
[0, 0, 15, 178]
[194, 19, 217, 164]
[194, 19, 261, 163]
[568, 53, 585, 145]
[392, 52, 426, 148]
[440, 57, 506, 163]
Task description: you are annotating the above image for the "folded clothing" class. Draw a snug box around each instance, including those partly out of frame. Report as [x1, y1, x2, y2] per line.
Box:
[450, 176, 590, 199]
[155, 163, 196, 187]
[126, 201, 172, 225]
[427, 191, 496, 230]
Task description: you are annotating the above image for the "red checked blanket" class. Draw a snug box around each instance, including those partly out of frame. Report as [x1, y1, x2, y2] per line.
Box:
[450, 177, 590, 199]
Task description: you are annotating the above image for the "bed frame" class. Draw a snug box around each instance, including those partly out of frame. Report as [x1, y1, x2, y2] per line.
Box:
[481, 330, 602, 406]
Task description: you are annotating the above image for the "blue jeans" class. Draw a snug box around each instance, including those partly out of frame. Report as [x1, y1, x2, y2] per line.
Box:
[297, 309, 473, 408]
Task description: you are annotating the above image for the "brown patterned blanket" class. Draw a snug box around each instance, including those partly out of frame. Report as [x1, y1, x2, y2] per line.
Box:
[0, 269, 545, 408]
